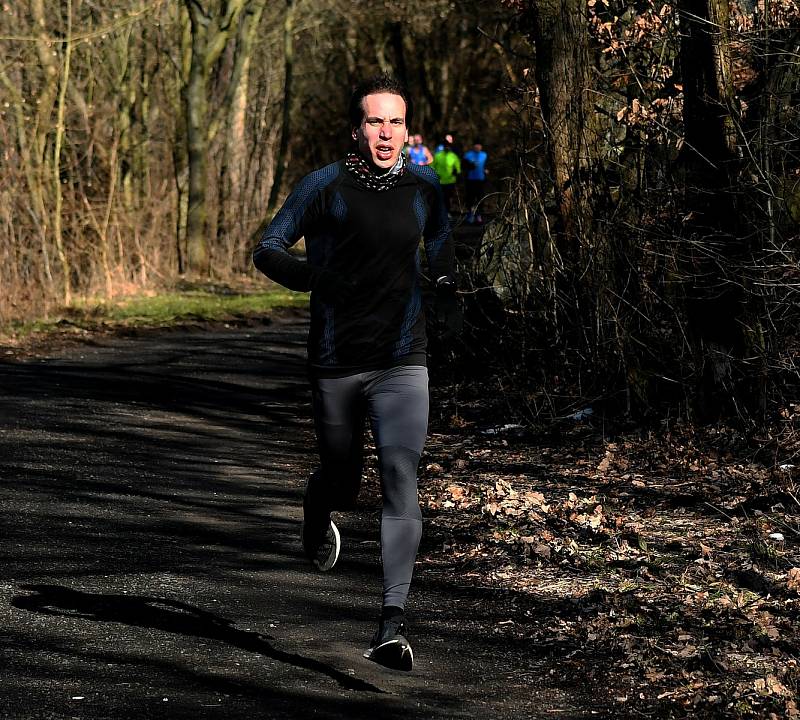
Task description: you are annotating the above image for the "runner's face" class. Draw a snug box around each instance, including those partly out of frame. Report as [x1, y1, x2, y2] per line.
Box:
[353, 93, 408, 170]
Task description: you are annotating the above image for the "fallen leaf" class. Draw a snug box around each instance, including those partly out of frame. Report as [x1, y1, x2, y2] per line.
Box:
[447, 484, 466, 501]
[787, 567, 800, 594]
[766, 674, 790, 697]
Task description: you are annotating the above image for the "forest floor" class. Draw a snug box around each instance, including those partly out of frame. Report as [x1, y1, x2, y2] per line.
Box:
[412, 384, 800, 719]
[1, 301, 798, 718]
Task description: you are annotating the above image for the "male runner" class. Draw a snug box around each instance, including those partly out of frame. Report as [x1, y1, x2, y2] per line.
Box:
[431, 137, 461, 217]
[408, 134, 433, 166]
[253, 74, 459, 671]
[463, 140, 488, 224]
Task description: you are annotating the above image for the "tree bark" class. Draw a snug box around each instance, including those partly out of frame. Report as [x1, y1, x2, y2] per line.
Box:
[182, 0, 248, 276]
[528, 0, 595, 240]
[27, 0, 65, 298]
[184, 0, 211, 275]
[524, 0, 603, 357]
[679, 0, 737, 167]
[266, 0, 296, 218]
[52, 0, 74, 305]
[219, 1, 266, 269]
[678, 0, 749, 421]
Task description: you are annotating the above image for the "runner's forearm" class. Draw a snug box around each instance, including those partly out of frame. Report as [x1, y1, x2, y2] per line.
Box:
[253, 246, 317, 292]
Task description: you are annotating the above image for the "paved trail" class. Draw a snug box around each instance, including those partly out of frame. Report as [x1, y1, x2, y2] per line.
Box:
[0, 314, 589, 719]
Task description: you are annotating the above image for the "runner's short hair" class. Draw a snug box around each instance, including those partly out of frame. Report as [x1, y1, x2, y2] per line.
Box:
[349, 73, 413, 129]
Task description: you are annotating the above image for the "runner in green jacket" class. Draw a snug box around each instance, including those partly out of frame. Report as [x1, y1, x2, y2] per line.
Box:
[431, 137, 461, 215]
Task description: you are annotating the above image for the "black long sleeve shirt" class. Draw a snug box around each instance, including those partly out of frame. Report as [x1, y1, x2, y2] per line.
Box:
[253, 159, 454, 377]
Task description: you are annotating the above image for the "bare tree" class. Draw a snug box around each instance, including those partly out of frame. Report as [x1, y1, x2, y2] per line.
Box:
[181, 0, 249, 275]
[265, 0, 296, 218]
[527, 0, 598, 238]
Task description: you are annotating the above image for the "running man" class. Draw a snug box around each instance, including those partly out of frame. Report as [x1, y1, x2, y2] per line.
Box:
[252, 73, 460, 672]
[463, 140, 488, 224]
[431, 136, 461, 216]
[408, 134, 433, 166]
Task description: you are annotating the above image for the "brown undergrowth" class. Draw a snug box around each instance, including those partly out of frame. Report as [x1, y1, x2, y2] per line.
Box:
[404, 396, 800, 719]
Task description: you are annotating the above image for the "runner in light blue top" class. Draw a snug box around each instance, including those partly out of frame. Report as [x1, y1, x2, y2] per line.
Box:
[407, 133, 433, 165]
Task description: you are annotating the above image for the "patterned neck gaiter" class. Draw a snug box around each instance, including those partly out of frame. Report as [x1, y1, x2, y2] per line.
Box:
[345, 151, 406, 191]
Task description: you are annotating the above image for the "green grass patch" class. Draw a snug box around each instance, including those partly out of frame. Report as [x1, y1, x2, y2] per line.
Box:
[1, 285, 308, 344]
[93, 288, 307, 324]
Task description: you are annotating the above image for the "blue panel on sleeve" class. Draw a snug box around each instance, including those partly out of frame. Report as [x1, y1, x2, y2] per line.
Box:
[257, 162, 340, 252]
[406, 163, 439, 185]
[407, 163, 449, 261]
[413, 190, 426, 234]
[331, 190, 348, 223]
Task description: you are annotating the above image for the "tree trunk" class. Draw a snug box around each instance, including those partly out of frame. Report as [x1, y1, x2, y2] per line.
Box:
[528, 0, 595, 239]
[184, 0, 211, 275]
[181, 0, 249, 276]
[386, 21, 408, 88]
[52, 0, 74, 305]
[678, 0, 749, 421]
[28, 0, 64, 299]
[525, 0, 603, 357]
[680, 0, 736, 166]
[221, 1, 266, 270]
[266, 0, 296, 218]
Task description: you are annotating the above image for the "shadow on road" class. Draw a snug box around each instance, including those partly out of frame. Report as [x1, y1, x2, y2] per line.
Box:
[12, 584, 382, 694]
[0, 320, 559, 719]
[0, 324, 317, 582]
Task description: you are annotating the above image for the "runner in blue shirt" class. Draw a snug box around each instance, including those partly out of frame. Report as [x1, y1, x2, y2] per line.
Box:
[462, 141, 488, 224]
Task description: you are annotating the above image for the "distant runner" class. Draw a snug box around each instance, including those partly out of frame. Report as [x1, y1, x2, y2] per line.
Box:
[462, 140, 488, 224]
[408, 134, 434, 166]
[253, 73, 461, 672]
[431, 137, 461, 216]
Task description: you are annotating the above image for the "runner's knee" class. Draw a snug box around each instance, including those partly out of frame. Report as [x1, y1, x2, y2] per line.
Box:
[379, 445, 422, 520]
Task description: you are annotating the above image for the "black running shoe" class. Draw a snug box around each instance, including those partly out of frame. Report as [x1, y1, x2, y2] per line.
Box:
[301, 517, 340, 572]
[363, 615, 413, 671]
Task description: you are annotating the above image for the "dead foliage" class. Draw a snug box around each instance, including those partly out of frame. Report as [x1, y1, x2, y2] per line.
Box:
[410, 409, 800, 718]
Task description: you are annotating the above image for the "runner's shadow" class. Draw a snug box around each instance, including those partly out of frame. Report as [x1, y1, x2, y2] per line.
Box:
[12, 584, 382, 694]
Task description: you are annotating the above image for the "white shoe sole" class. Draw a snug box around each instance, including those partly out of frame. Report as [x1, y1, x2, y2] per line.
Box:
[363, 635, 414, 671]
[310, 520, 340, 572]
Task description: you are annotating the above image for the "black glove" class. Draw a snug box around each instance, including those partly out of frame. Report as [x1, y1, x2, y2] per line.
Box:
[313, 269, 357, 304]
[434, 277, 463, 341]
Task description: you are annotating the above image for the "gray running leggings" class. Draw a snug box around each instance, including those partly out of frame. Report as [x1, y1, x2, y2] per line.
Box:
[306, 366, 429, 609]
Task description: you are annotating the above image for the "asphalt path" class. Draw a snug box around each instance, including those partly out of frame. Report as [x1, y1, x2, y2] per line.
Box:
[0, 312, 590, 719]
